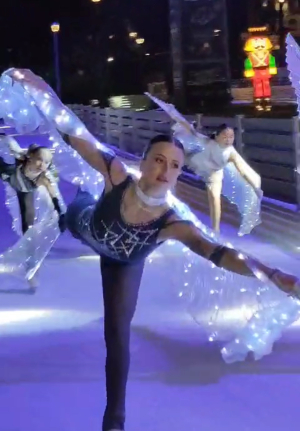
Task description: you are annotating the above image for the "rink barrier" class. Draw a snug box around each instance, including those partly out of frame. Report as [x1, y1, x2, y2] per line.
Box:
[1, 122, 300, 250]
[67, 105, 300, 207]
[1, 107, 300, 207]
[231, 85, 296, 104]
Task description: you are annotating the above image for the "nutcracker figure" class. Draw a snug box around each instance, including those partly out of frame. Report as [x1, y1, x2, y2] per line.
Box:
[244, 35, 277, 111]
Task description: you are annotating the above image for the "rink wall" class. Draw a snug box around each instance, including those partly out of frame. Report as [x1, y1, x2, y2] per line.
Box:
[68, 105, 300, 206]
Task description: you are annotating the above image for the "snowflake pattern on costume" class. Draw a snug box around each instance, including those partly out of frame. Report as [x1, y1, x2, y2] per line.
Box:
[92, 219, 159, 259]
[74, 203, 161, 261]
[67, 178, 172, 263]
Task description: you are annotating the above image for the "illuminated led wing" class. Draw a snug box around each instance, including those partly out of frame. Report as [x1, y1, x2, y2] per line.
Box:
[145, 92, 194, 132]
[0, 209, 60, 286]
[0, 175, 64, 287]
[223, 156, 262, 236]
[0, 165, 61, 285]
[286, 33, 300, 115]
[0, 73, 43, 134]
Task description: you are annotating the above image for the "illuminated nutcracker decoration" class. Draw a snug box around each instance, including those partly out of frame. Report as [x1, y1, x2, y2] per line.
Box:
[244, 29, 277, 111]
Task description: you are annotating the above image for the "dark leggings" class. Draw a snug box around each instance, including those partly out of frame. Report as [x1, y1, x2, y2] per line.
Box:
[0, 157, 35, 235]
[17, 191, 35, 234]
[100, 256, 145, 431]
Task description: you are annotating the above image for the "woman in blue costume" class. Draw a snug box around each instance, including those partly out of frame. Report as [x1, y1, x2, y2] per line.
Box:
[63, 132, 299, 431]
[1, 69, 300, 431]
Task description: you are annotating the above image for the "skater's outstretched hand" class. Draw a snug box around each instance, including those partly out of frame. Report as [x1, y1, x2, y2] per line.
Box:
[254, 188, 263, 200]
[269, 269, 300, 299]
[160, 220, 300, 298]
[58, 214, 67, 233]
[7, 68, 58, 99]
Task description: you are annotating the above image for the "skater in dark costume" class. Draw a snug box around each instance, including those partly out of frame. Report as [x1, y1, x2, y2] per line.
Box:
[0, 136, 66, 235]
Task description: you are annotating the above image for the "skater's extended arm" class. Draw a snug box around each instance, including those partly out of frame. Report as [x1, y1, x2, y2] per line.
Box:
[59, 133, 127, 186]
[160, 221, 299, 295]
[37, 175, 66, 232]
[162, 222, 258, 276]
[0, 156, 15, 178]
[5, 136, 27, 160]
[229, 151, 262, 195]
[8, 68, 127, 186]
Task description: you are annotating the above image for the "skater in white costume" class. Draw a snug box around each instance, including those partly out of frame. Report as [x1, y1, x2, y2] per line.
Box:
[0, 68, 300, 430]
[185, 123, 262, 233]
[146, 93, 262, 236]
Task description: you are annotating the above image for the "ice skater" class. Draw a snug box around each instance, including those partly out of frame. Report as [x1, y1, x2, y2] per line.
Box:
[177, 122, 262, 233]
[0, 135, 65, 235]
[0, 135, 66, 288]
[146, 93, 262, 236]
[61, 131, 299, 431]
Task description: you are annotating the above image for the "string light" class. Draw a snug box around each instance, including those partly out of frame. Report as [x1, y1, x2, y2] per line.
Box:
[0, 68, 300, 364]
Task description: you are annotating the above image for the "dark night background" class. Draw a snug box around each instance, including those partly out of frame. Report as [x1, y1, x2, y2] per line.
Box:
[0, 0, 249, 103]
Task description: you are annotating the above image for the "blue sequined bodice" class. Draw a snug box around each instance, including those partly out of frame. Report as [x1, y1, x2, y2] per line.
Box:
[67, 176, 173, 263]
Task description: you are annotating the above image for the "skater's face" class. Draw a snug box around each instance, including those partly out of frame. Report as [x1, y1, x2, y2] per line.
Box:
[215, 127, 234, 147]
[27, 149, 52, 174]
[140, 141, 184, 194]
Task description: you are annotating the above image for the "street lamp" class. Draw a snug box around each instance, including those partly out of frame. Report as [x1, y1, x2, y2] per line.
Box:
[107, 57, 114, 62]
[129, 32, 138, 38]
[91, 0, 102, 2]
[51, 22, 60, 33]
[136, 38, 145, 45]
[50, 22, 61, 98]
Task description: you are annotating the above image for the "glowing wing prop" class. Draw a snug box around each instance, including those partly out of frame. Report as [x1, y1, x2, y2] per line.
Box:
[145, 92, 194, 131]
[222, 157, 262, 236]
[286, 33, 300, 115]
